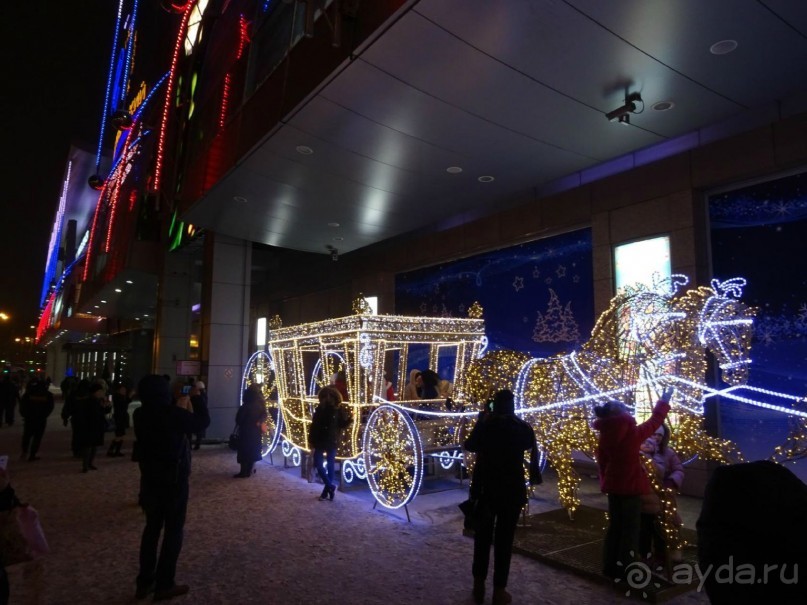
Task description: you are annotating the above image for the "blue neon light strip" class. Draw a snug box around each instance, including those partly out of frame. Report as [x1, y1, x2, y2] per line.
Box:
[95, 0, 126, 173]
[123, 0, 140, 99]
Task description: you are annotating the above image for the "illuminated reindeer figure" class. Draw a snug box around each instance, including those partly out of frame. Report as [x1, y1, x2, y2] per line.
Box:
[467, 276, 755, 515]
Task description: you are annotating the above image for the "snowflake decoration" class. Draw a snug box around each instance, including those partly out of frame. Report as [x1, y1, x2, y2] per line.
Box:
[573, 275, 580, 283]
[556, 265, 567, 278]
[513, 276, 524, 292]
[419, 302, 428, 314]
[532, 267, 541, 278]
[544, 277, 552, 285]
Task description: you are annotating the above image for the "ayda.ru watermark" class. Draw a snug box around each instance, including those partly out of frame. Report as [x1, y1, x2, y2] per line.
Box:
[616, 555, 799, 598]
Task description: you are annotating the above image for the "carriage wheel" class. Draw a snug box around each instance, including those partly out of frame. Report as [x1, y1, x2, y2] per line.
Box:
[362, 404, 424, 509]
[241, 350, 283, 457]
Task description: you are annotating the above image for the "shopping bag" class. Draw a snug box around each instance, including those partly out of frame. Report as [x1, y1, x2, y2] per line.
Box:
[0, 505, 50, 566]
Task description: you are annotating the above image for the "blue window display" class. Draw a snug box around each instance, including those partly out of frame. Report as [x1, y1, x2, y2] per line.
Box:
[710, 172, 807, 478]
[395, 229, 594, 380]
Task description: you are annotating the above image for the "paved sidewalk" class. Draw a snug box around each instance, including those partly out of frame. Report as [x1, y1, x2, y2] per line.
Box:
[0, 415, 710, 605]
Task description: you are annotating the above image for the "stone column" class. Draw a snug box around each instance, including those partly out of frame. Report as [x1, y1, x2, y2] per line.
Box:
[201, 233, 251, 439]
[154, 247, 194, 379]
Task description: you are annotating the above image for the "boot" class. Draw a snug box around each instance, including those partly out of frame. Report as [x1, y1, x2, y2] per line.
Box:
[492, 587, 512, 605]
[472, 578, 485, 604]
[107, 442, 117, 457]
[114, 440, 125, 457]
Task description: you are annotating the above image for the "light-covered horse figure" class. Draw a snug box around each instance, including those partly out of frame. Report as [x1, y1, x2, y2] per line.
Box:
[467, 276, 755, 514]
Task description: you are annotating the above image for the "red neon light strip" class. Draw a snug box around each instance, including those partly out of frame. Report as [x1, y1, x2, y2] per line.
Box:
[237, 14, 250, 60]
[219, 73, 231, 128]
[153, 2, 195, 193]
[104, 131, 133, 253]
[36, 292, 56, 344]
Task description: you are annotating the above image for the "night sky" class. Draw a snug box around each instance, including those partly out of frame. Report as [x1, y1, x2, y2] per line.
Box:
[0, 2, 114, 336]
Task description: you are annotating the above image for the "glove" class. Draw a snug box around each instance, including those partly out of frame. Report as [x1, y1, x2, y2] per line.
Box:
[660, 387, 675, 403]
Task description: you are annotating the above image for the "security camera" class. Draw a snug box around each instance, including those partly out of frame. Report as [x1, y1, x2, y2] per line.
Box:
[605, 92, 642, 122]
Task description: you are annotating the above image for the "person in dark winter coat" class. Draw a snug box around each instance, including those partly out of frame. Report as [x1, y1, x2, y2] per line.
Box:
[108, 381, 131, 457]
[19, 378, 55, 461]
[133, 374, 198, 601]
[76, 383, 110, 472]
[593, 388, 672, 579]
[0, 374, 20, 427]
[189, 382, 210, 450]
[697, 460, 807, 605]
[309, 385, 350, 500]
[62, 379, 91, 457]
[464, 389, 536, 605]
[234, 385, 268, 478]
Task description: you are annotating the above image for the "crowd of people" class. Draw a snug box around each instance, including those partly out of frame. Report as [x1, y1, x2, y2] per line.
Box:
[2, 370, 806, 605]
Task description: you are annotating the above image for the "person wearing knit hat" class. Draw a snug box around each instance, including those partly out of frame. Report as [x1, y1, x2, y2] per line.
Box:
[593, 387, 673, 579]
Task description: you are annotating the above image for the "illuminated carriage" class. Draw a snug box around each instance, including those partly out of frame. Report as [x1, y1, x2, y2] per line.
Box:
[242, 311, 486, 513]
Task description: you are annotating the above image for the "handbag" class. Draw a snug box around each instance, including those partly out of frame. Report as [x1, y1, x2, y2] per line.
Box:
[228, 424, 240, 451]
[458, 493, 492, 531]
[0, 505, 50, 566]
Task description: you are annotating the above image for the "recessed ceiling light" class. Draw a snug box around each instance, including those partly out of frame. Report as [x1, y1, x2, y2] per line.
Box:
[652, 101, 675, 111]
[478, 175, 495, 183]
[710, 39, 738, 55]
[328, 222, 340, 228]
[94, 305, 100, 309]
[446, 166, 463, 174]
[143, 314, 149, 318]
[135, 317, 140, 321]
[100, 300, 107, 304]
[233, 196, 248, 203]
[125, 280, 133, 284]
[333, 236, 344, 242]
[296, 145, 314, 155]
[114, 288, 122, 293]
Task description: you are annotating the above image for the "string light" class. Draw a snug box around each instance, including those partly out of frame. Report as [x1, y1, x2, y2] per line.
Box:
[153, 2, 195, 193]
[467, 277, 755, 513]
[95, 0, 126, 174]
[41, 160, 72, 306]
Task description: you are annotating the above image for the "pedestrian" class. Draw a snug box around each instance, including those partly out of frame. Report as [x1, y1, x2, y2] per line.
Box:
[0, 374, 20, 427]
[233, 385, 268, 478]
[189, 381, 210, 450]
[133, 374, 197, 601]
[638, 423, 685, 563]
[593, 387, 672, 579]
[332, 370, 349, 401]
[76, 383, 109, 472]
[697, 460, 807, 605]
[464, 389, 536, 605]
[19, 378, 55, 461]
[309, 385, 350, 500]
[62, 379, 90, 458]
[107, 381, 131, 457]
[402, 369, 422, 400]
[419, 369, 440, 399]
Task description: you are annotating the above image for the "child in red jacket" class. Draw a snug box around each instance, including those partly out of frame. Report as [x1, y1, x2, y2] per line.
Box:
[593, 387, 673, 579]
